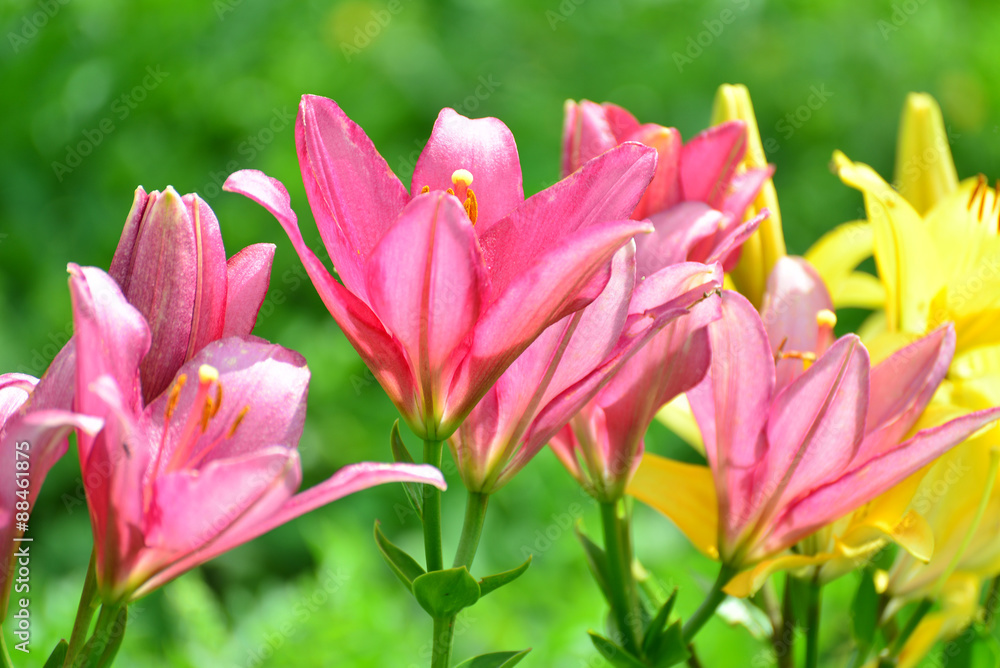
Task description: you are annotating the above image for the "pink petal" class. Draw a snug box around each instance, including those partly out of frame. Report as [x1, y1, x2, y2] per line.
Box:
[110, 188, 200, 402]
[182, 193, 229, 362]
[680, 121, 747, 208]
[146, 338, 309, 472]
[144, 446, 300, 563]
[296, 95, 409, 300]
[768, 406, 1000, 553]
[591, 264, 722, 474]
[602, 103, 642, 143]
[628, 125, 683, 220]
[859, 325, 955, 459]
[634, 202, 726, 279]
[504, 270, 719, 487]
[760, 257, 835, 392]
[412, 108, 524, 233]
[721, 167, 773, 222]
[68, 264, 151, 461]
[447, 218, 653, 431]
[481, 141, 657, 298]
[687, 291, 773, 548]
[759, 335, 869, 521]
[135, 461, 445, 598]
[223, 243, 276, 337]
[107, 186, 150, 286]
[224, 171, 417, 422]
[702, 209, 766, 269]
[561, 100, 618, 177]
[365, 192, 487, 429]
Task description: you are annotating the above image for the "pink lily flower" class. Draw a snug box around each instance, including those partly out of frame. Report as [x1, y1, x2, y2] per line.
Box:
[562, 100, 773, 277]
[0, 373, 101, 619]
[68, 265, 445, 601]
[684, 290, 999, 567]
[110, 186, 276, 403]
[224, 95, 659, 440]
[452, 242, 722, 494]
[548, 261, 724, 503]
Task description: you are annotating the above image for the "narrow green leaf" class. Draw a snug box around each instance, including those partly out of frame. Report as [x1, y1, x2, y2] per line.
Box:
[374, 520, 426, 589]
[950, 625, 1000, 668]
[453, 648, 531, 668]
[412, 567, 481, 618]
[390, 421, 423, 519]
[646, 621, 691, 667]
[851, 570, 879, 650]
[42, 639, 68, 668]
[642, 588, 678, 656]
[588, 631, 648, 668]
[576, 520, 612, 602]
[478, 556, 532, 598]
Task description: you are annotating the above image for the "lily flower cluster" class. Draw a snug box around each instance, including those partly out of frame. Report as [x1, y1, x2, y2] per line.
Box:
[1, 83, 998, 668]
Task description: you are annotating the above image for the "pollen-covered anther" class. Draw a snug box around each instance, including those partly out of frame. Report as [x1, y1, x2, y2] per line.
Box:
[164, 374, 188, 420]
[464, 188, 478, 224]
[227, 405, 251, 439]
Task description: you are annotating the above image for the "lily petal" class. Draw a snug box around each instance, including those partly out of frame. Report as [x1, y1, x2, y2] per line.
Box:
[224, 170, 416, 421]
[561, 99, 618, 177]
[680, 121, 747, 209]
[223, 243, 276, 337]
[296, 94, 409, 300]
[365, 192, 486, 429]
[412, 108, 524, 233]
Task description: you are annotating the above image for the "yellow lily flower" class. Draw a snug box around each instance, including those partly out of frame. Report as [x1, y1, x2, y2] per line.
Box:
[712, 83, 787, 308]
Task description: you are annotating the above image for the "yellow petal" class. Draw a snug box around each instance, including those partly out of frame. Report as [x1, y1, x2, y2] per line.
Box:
[724, 553, 833, 598]
[834, 151, 943, 333]
[628, 454, 718, 559]
[831, 271, 886, 310]
[803, 220, 875, 306]
[655, 395, 705, 455]
[713, 84, 786, 307]
[895, 573, 979, 668]
[894, 93, 959, 217]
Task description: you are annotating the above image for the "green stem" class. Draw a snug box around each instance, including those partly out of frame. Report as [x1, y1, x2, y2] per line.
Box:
[599, 499, 642, 656]
[887, 598, 934, 660]
[71, 602, 126, 668]
[0, 629, 13, 668]
[682, 563, 737, 642]
[805, 576, 822, 668]
[64, 550, 99, 667]
[431, 616, 455, 668]
[422, 439, 445, 573]
[769, 576, 794, 668]
[984, 575, 1000, 629]
[452, 491, 489, 570]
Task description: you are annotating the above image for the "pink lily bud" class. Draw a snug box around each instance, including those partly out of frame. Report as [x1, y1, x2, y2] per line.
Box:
[109, 187, 276, 403]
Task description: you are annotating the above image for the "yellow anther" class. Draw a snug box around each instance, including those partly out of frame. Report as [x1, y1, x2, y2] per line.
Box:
[211, 384, 223, 419]
[198, 365, 219, 384]
[816, 309, 837, 329]
[420, 185, 430, 195]
[446, 187, 455, 196]
[227, 405, 251, 438]
[451, 169, 474, 187]
[464, 188, 478, 224]
[165, 374, 187, 420]
[200, 396, 214, 432]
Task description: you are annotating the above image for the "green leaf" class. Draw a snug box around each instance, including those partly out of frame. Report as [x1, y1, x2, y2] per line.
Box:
[412, 567, 481, 618]
[645, 621, 690, 667]
[576, 520, 612, 602]
[374, 520, 426, 589]
[642, 588, 678, 656]
[478, 555, 532, 598]
[42, 639, 68, 668]
[390, 421, 423, 519]
[851, 570, 879, 650]
[588, 631, 648, 668]
[950, 625, 1000, 668]
[453, 648, 531, 668]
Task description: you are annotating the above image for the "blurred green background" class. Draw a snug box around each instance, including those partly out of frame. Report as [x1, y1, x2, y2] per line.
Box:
[1, 0, 998, 666]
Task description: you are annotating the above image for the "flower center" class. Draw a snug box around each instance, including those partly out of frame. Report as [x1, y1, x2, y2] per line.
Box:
[159, 365, 249, 473]
[967, 174, 1000, 230]
[417, 169, 478, 224]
